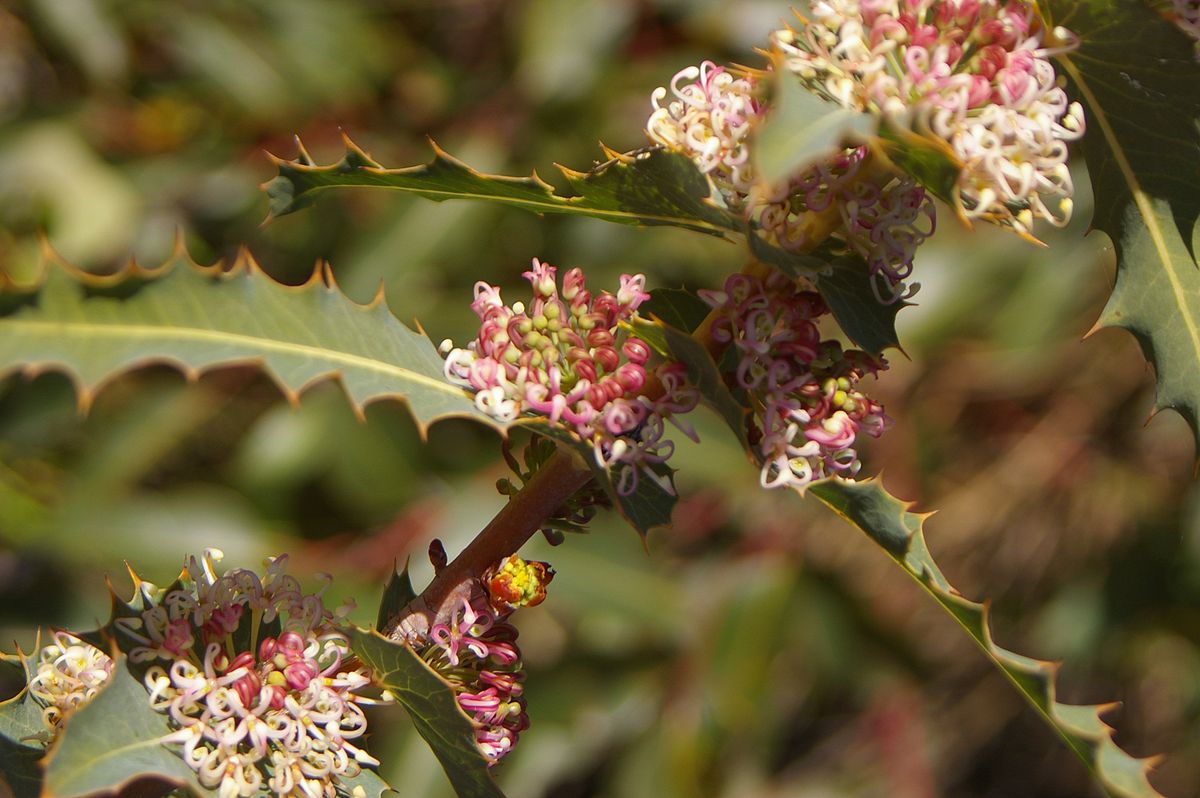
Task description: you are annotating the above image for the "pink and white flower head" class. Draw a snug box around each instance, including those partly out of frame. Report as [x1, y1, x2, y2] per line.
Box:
[772, 0, 1086, 236]
[441, 260, 699, 495]
[112, 550, 377, 798]
[419, 585, 532, 765]
[647, 63, 934, 302]
[700, 271, 890, 490]
[647, 60, 763, 204]
[27, 631, 114, 735]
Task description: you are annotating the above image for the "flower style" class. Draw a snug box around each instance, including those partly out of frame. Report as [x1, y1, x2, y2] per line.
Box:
[27, 631, 114, 735]
[772, 0, 1086, 235]
[441, 259, 699, 495]
[116, 550, 376, 798]
[416, 560, 549, 765]
[700, 271, 890, 490]
[646, 61, 935, 302]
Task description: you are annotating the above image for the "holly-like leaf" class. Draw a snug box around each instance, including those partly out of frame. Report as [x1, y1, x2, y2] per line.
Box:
[0, 247, 490, 434]
[1039, 0, 1200, 451]
[523, 420, 677, 540]
[337, 766, 394, 798]
[637, 288, 713, 334]
[628, 316, 749, 449]
[816, 255, 906, 356]
[753, 69, 878, 188]
[347, 627, 506, 798]
[376, 562, 418, 632]
[40, 657, 203, 798]
[0, 645, 44, 798]
[0, 735, 42, 798]
[266, 137, 740, 237]
[0, 644, 47, 749]
[809, 478, 1165, 798]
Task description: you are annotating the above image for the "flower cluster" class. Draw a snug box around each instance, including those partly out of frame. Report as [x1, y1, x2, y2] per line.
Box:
[773, 0, 1086, 235]
[27, 631, 114, 735]
[442, 259, 698, 495]
[121, 550, 376, 798]
[701, 271, 889, 489]
[416, 557, 552, 765]
[646, 61, 934, 302]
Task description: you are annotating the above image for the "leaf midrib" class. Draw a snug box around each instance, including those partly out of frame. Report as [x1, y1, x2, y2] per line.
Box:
[297, 171, 736, 233]
[1060, 55, 1200, 362]
[5, 318, 465, 396]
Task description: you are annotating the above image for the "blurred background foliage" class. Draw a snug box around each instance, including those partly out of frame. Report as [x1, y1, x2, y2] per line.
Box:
[0, 1, 1198, 796]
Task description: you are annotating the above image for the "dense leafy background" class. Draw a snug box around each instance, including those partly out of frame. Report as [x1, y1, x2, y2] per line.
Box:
[1, 1, 1198, 796]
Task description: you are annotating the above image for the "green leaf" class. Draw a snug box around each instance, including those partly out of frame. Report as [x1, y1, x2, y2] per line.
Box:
[816, 255, 906, 356]
[0, 645, 47, 750]
[376, 561, 418, 632]
[523, 420, 677, 540]
[628, 316, 749, 449]
[874, 120, 962, 208]
[346, 627, 506, 798]
[753, 70, 878, 188]
[266, 137, 740, 237]
[0, 249, 490, 434]
[1040, 0, 1200, 450]
[809, 478, 1165, 798]
[0, 734, 43, 798]
[41, 658, 203, 798]
[338, 766, 394, 798]
[637, 288, 713, 334]
[0, 645, 44, 798]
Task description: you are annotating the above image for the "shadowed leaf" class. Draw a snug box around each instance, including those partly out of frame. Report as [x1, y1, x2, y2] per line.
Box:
[524, 420, 677, 540]
[816, 256, 906, 355]
[266, 137, 739, 237]
[1040, 0, 1200, 452]
[629, 315, 749, 449]
[810, 478, 1165, 798]
[40, 658, 204, 798]
[0, 248, 491, 434]
[347, 628, 506, 798]
[753, 70, 878, 187]
[376, 562, 418, 632]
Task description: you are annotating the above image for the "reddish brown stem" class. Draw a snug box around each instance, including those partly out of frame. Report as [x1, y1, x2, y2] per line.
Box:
[386, 448, 592, 639]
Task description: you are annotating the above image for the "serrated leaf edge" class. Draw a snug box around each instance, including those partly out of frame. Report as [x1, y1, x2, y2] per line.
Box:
[811, 477, 1165, 798]
[1, 240, 494, 438]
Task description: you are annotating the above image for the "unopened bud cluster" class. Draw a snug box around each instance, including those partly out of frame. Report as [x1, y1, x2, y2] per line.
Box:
[772, 0, 1086, 235]
[28, 631, 114, 735]
[701, 272, 889, 489]
[647, 61, 934, 302]
[124, 551, 375, 798]
[442, 259, 698, 495]
[415, 556, 552, 765]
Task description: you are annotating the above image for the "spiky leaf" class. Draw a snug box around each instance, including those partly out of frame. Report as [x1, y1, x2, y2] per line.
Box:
[637, 288, 713, 334]
[628, 316, 749, 449]
[753, 70, 878, 187]
[40, 658, 203, 798]
[809, 478, 1164, 798]
[1040, 0, 1200, 450]
[815, 256, 906, 355]
[0, 249, 489, 433]
[523, 420, 677, 540]
[0, 645, 47, 749]
[376, 562, 419, 632]
[347, 627, 506, 798]
[267, 137, 739, 237]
